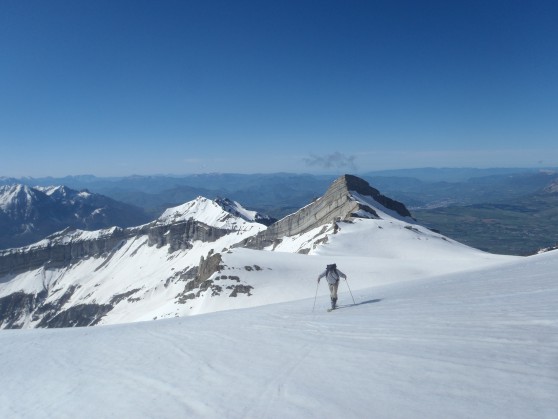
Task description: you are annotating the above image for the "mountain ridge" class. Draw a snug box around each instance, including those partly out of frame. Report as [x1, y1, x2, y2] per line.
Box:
[0, 175, 514, 329]
[243, 174, 413, 250]
[4, 170, 558, 256]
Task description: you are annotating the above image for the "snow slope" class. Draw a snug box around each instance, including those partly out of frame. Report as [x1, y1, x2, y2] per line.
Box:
[0, 249, 556, 418]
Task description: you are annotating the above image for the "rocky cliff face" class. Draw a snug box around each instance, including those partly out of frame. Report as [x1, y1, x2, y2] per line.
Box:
[146, 219, 231, 252]
[0, 217, 232, 278]
[244, 174, 412, 250]
[0, 228, 132, 277]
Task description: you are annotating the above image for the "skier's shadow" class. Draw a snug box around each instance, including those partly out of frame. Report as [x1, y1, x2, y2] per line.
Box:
[352, 299, 382, 306]
[338, 299, 382, 309]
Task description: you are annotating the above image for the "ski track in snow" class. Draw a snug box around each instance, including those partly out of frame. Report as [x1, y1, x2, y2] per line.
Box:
[1, 250, 557, 418]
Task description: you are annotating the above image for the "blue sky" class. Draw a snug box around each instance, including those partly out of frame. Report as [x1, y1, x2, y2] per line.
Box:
[1, 0, 557, 177]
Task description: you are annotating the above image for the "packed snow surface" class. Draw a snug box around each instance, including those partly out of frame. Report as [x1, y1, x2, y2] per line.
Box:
[1, 249, 556, 418]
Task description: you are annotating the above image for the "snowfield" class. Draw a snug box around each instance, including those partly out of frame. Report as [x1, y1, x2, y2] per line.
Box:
[0, 181, 556, 417]
[1, 248, 556, 418]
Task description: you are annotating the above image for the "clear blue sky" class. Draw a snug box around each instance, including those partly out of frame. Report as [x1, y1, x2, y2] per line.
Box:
[1, 0, 557, 177]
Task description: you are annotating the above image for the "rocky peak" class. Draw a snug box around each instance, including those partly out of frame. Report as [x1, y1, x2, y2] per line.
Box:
[214, 197, 275, 226]
[1, 184, 39, 206]
[158, 196, 270, 232]
[339, 174, 412, 218]
[244, 174, 412, 249]
[38, 185, 76, 201]
[0, 184, 47, 219]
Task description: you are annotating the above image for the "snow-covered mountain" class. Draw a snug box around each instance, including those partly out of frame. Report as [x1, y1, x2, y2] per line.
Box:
[158, 196, 274, 228]
[0, 175, 516, 329]
[0, 184, 150, 250]
[0, 193, 271, 328]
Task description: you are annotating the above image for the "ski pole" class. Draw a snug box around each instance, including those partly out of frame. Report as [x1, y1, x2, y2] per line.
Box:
[312, 280, 319, 312]
[345, 277, 356, 304]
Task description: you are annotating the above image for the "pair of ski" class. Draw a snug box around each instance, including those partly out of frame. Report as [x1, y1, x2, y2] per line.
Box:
[327, 304, 352, 312]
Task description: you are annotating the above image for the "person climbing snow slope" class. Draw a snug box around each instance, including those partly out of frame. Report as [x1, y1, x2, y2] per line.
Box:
[317, 263, 347, 310]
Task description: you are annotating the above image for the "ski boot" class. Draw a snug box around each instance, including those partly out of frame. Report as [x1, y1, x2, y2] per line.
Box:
[331, 297, 337, 310]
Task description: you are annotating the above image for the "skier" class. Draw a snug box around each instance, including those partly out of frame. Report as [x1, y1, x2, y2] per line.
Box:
[317, 263, 347, 310]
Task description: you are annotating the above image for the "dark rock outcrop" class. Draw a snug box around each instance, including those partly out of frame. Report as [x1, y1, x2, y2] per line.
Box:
[175, 251, 224, 303]
[0, 283, 111, 328]
[147, 219, 230, 251]
[36, 303, 113, 328]
[197, 251, 224, 282]
[0, 291, 46, 328]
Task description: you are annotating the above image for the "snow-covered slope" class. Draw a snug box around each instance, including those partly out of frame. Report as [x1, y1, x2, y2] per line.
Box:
[0, 249, 556, 418]
[191, 216, 516, 315]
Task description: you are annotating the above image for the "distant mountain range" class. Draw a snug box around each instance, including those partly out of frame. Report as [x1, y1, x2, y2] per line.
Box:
[1, 167, 558, 254]
[0, 173, 335, 219]
[0, 184, 150, 249]
[3, 167, 557, 213]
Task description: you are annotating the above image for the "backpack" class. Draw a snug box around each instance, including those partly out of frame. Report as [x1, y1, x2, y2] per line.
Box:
[326, 264, 339, 281]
